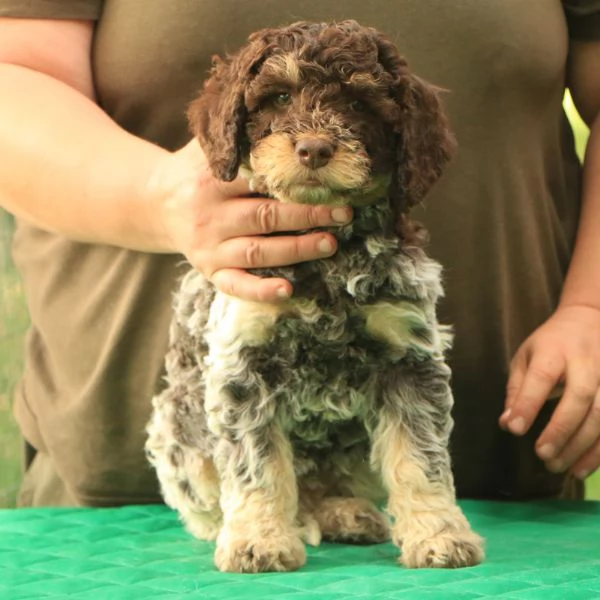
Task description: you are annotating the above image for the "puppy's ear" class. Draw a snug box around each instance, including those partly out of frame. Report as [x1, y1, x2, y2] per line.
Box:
[375, 35, 456, 210]
[395, 75, 455, 208]
[187, 37, 270, 181]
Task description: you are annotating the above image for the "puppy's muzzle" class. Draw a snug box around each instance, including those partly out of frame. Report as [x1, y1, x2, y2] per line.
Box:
[295, 137, 335, 170]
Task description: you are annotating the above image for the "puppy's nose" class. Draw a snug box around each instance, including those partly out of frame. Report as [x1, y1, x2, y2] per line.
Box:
[295, 138, 334, 169]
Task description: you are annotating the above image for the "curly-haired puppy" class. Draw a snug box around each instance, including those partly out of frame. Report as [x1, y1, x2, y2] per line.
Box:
[146, 20, 484, 573]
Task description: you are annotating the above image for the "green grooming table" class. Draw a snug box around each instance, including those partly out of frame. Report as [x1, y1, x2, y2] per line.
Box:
[1, 501, 600, 599]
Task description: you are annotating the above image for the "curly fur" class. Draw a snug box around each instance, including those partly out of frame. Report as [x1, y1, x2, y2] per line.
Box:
[146, 20, 484, 573]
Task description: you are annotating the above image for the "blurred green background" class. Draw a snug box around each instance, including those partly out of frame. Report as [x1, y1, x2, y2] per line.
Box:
[0, 95, 599, 507]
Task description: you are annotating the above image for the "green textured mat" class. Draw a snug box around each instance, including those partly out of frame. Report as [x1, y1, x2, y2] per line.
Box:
[1, 501, 600, 599]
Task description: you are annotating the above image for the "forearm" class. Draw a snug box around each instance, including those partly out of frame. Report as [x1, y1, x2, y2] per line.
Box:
[0, 63, 173, 252]
[559, 114, 600, 310]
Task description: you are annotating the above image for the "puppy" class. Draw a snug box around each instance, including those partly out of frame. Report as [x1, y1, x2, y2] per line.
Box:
[146, 20, 484, 573]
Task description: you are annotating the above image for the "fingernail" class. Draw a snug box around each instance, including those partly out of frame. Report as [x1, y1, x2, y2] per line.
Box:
[508, 417, 526, 435]
[276, 286, 290, 299]
[500, 408, 511, 422]
[537, 444, 556, 461]
[547, 459, 565, 473]
[331, 207, 352, 224]
[575, 468, 590, 480]
[318, 237, 334, 254]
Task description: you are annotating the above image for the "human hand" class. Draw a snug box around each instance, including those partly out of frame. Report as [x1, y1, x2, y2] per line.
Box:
[146, 139, 352, 302]
[499, 305, 600, 480]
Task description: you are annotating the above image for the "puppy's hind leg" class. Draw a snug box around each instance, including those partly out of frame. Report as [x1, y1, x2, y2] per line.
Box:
[301, 455, 390, 545]
[371, 360, 484, 568]
[146, 389, 222, 541]
[163, 452, 222, 541]
[313, 496, 391, 544]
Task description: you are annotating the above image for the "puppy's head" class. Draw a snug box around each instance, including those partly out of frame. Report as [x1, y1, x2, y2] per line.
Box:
[188, 20, 454, 211]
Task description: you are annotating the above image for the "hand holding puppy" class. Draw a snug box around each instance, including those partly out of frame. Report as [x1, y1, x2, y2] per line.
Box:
[146, 138, 352, 302]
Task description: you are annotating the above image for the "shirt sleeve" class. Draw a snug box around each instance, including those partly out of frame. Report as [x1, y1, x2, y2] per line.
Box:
[0, 0, 102, 20]
[564, 0, 600, 40]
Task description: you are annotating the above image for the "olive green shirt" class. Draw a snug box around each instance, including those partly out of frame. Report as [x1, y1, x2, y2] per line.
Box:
[2, 0, 600, 505]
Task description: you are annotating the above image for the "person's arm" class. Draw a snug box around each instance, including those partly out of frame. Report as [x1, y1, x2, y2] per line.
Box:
[560, 40, 600, 312]
[0, 19, 171, 250]
[499, 40, 600, 480]
[0, 18, 350, 301]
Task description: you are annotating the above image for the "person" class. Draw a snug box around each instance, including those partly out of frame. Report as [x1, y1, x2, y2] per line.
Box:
[0, 1, 599, 508]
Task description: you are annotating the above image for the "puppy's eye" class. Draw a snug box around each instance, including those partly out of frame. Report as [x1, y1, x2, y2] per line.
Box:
[273, 92, 292, 106]
[350, 100, 367, 112]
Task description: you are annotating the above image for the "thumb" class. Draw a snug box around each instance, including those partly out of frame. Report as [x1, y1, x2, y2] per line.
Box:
[500, 349, 528, 428]
[178, 137, 252, 198]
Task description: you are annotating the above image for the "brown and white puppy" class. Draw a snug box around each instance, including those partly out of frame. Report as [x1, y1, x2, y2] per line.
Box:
[146, 20, 484, 574]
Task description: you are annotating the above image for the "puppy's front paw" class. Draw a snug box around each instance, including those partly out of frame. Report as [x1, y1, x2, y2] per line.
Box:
[401, 528, 484, 569]
[215, 530, 306, 573]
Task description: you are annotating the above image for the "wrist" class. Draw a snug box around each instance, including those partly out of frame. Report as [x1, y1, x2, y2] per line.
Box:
[558, 294, 600, 314]
[140, 138, 211, 257]
[558, 267, 600, 314]
[131, 144, 178, 254]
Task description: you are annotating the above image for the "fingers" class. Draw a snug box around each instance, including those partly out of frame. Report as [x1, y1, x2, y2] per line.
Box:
[217, 198, 352, 238]
[499, 351, 527, 426]
[571, 427, 600, 481]
[500, 307, 600, 481]
[501, 350, 600, 479]
[191, 232, 338, 277]
[211, 268, 293, 303]
[500, 353, 564, 436]
[535, 361, 597, 465]
[187, 197, 350, 288]
[542, 390, 600, 475]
